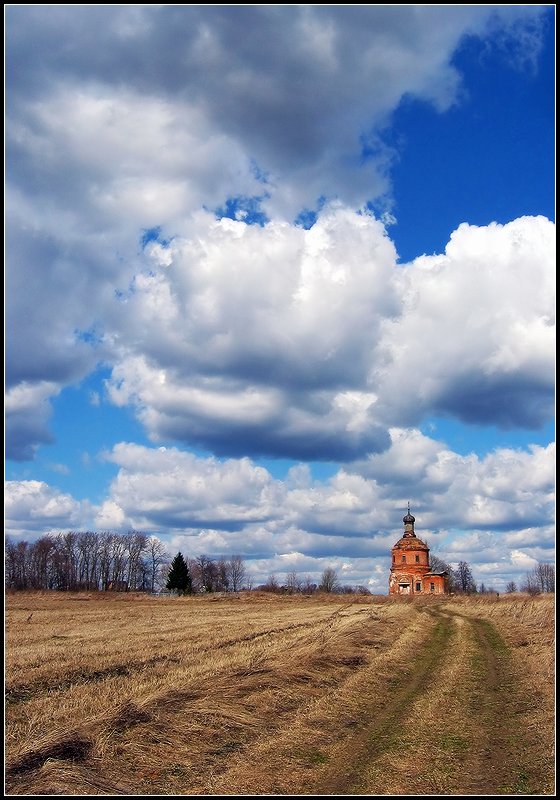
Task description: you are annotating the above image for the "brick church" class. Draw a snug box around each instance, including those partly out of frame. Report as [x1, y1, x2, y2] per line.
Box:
[389, 505, 449, 595]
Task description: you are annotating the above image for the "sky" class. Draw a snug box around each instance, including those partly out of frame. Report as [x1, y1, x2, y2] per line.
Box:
[5, 5, 555, 592]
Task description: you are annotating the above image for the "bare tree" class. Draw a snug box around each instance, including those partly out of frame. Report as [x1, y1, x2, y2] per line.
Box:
[98, 532, 113, 590]
[262, 573, 280, 592]
[319, 567, 340, 593]
[59, 532, 80, 590]
[284, 570, 302, 594]
[76, 531, 100, 590]
[536, 562, 555, 593]
[429, 553, 456, 592]
[28, 535, 57, 589]
[146, 537, 169, 593]
[191, 555, 218, 592]
[5, 539, 29, 590]
[228, 555, 246, 591]
[301, 575, 317, 594]
[454, 561, 477, 594]
[214, 557, 230, 592]
[522, 562, 555, 594]
[124, 530, 148, 590]
[505, 581, 517, 593]
[5, 529, 156, 593]
[109, 534, 128, 589]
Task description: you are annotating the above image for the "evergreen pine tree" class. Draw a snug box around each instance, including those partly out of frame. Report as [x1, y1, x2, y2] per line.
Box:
[166, 552, 192, 596]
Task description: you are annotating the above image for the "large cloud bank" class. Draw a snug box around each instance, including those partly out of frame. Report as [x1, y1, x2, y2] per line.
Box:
[104, 210, 554, 461]
[6, 5, 552, 460]
[6, 433, 554, 590]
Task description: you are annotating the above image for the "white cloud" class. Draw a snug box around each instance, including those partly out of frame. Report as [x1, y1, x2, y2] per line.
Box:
[103, 206, 397, 460]
[6, 7, 552, 460]
[5, 480, 87, 537]
[376, 216, 555, 429]
[6, 430, 553, 591]
[91, 436, 553, 548]
[98, 443, 281, 531]
[99, 211, 554, 462]
[5, 382, 60, 461]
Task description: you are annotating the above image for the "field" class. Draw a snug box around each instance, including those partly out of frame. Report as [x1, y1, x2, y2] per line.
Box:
[5, 590, 555, 796]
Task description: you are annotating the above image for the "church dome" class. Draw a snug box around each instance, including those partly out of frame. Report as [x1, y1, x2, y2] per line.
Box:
[392, 535, 429, 551]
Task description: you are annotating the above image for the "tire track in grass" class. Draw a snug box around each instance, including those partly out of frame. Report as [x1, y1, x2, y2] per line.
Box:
[312, 608, 455, 795]
[336, 609, 545, 796]
[458, 615, 542, 795]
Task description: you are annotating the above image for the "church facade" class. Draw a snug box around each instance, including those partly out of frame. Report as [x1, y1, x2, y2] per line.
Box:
[389, 505, 449, 595]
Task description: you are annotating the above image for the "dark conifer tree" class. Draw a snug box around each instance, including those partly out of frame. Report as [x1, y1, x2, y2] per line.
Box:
[166, 552, 192, 596]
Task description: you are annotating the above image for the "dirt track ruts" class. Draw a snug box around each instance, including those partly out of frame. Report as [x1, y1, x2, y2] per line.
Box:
[5, 595, 553, 796]
[307, 607, 544, 795]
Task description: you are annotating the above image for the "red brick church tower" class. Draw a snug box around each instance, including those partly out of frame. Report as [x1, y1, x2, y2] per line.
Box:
[389, 504, 449, 595]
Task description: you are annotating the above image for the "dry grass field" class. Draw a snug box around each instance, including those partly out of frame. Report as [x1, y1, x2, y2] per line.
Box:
[5, 590, 555, 796]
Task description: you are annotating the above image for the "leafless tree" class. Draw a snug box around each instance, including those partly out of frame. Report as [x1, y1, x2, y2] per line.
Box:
[505, 581, 517, 593]
[522, 562, 555, 594]
[124, 530, 149, 590]
[319, 567, 340, 593]
[301, 574, 317, 594]
[454, 561, 477, 594]
[263, 573, 280, 592]
[147, 537, 169, 593]
[191, 555, 219, 592]
[5, 538, 29, 589]
[284, 570, 302, 594]
[76, 531, 100, 590]
[429, 553, 457, 591]
[228, 555, 247, 591]
[28, 535, 57, 589]
[5, 529, 156, 592]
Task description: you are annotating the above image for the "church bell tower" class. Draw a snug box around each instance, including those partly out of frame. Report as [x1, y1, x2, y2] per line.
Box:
[389, 504, 449, 595]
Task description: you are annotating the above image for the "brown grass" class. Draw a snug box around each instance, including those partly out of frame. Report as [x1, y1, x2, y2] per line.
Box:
[5, 590, 555, 795]
[441, 591, 555, 792]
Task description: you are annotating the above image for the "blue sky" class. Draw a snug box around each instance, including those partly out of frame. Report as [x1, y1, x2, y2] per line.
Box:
[5, 6, 555, 592]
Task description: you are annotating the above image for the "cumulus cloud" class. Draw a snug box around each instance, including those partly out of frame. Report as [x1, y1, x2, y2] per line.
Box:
[359, 428, 555, 530]
[5, 382, 60, 461]
[91, 438, 555, 565]
[6, 432, 553, 590]
[377, 216, 555, 430]
[97, 443, 282, 531]
[6, 5, 547, 218]
[6, 6, 552, 460]
[5, 480, 87, 537]
[103, 207, 398, 460]
[100, 211, 554, 461]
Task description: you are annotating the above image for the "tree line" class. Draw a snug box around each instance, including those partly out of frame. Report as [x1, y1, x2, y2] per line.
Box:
[166, 552, 371, 595]
[6, 533, 553, 596]
[255, 566, 371, 595]
[505, 562, 555, 595]
[5, 532, 249, 594]
[5, 531, 168, 592]
[431, 554, 555, 595]
[165, 551, 248, 594]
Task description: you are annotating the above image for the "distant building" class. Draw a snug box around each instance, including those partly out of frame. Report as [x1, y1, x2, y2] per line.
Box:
[389, 505, 449, 595]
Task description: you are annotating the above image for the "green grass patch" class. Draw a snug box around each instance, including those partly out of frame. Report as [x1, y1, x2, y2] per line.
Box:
[438, 733, 469, 753]
[498, 769, 533, 794]
[477, 619, 509, 656]
[295, 747, 329, 767]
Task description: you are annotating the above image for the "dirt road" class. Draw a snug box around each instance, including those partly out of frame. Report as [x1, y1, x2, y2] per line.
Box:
[207, 603, 551, 796]
[5, 594, 553, 796]
[313, 607, 542, 795]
